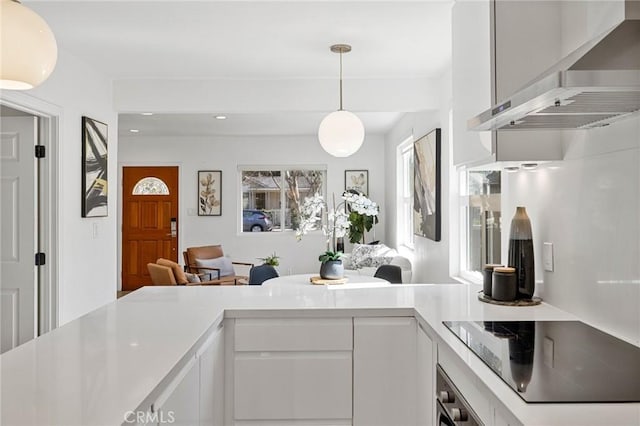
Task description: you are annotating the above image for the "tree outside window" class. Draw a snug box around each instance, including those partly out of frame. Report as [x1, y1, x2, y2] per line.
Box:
[241, 168, 326, 232]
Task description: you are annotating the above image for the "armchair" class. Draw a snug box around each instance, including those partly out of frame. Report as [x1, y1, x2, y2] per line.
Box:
[183, 245, 253, 285]
[147, 258, 227, 286]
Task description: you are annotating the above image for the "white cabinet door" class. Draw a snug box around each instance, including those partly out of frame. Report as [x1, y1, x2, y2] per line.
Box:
[230, 318, 353, 424]
[152, 356, 200, 426]
[417, 323, 434, 426]
[199, 325, 224, 426]
[353, 317, 417, 426]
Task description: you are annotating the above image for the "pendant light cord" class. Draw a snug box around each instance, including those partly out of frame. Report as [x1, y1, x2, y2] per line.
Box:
[339, 49, 343, 111]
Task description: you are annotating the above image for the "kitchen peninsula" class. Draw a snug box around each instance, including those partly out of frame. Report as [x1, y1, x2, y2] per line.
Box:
[2, 283, 639, 426]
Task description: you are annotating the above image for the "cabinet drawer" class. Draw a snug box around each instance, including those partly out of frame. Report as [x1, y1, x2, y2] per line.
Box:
[234, 353, 352, 420]
[234, 318, 352, 351]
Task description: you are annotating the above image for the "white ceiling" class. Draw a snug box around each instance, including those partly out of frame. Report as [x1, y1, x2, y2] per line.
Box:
[27, 1, 453, 137]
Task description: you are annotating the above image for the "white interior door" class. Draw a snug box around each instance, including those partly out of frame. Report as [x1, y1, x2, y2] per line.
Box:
[1, 115, 38, 354]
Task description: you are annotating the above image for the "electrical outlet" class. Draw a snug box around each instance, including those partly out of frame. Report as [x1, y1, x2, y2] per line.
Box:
[92, 222, 99, 239]
[543, 242, 554, 272]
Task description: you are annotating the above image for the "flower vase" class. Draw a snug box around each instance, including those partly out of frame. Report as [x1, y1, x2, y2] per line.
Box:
[507, 206, 535, 299]
[320, 260, 344, 280]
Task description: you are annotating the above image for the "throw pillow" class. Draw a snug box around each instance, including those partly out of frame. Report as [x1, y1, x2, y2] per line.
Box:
[184, 272, 201, 284]
[156, 258, 188, 285]
[195, 257, 236, 278]
[350, 243, 398, 268]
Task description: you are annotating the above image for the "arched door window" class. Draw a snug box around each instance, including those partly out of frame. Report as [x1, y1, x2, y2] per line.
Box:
[132, 177, 170, 195]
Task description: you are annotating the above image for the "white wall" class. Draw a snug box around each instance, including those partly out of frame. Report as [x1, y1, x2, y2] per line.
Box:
[383, 70, 456, 284]
[502, 116, 640, 344]
[24, 49, 118, 324]
[117, 133, 386, 285]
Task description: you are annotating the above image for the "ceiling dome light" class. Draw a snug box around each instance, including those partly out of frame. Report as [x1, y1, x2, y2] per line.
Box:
[318, 44, 364, 157]
[0, 0, 58, 90]
[214, 115, 227, 120]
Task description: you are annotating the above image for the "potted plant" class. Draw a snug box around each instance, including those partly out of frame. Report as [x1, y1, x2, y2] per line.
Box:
[257, 252, 280, 267]
[343, 190, 379, 244]
[318, 250, 344, 280]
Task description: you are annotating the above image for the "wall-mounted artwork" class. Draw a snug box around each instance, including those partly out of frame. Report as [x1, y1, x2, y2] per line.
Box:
[413, 128, 441, 241]
[345, 170, 369, 195]
[198, 170, 222, 216]
[81, 116, 108, 217]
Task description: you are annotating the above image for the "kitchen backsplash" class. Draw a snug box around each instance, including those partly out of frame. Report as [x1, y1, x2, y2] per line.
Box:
[502, 115, 640, 345]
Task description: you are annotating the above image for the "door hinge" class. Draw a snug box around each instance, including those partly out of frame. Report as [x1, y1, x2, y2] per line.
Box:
[35, 252, 46, 266]
[35, 145, 46, 158]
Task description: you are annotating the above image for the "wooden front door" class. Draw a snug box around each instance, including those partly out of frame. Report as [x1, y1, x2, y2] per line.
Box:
[122, 166, 179, 290]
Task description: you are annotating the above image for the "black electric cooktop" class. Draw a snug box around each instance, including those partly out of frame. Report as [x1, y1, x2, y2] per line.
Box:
[443, 320, 640, 403]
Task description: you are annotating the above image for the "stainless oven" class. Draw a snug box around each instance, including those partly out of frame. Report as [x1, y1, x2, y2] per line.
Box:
[436, 364, 482, 426]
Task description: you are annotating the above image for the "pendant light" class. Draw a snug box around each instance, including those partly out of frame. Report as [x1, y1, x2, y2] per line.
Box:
[318, 44, 364, 157]
[0, 0, 58, 90]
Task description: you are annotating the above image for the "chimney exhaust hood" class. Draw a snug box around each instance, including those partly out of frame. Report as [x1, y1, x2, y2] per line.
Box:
[468, 1, 640, 131]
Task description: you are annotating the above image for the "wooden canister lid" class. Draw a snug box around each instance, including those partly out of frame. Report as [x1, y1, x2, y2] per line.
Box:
[494, 266, 516, 274]
[483, 264, 503, 271]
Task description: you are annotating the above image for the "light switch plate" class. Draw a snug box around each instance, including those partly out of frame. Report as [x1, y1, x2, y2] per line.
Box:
[543, 242, 554, 272]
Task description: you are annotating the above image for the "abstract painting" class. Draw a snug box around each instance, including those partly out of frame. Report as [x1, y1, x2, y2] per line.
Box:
[198, 170, 222, 216]
[81, 116, 108, 217]
[345, 170, 368, 195]
[413, 128, 441, 241]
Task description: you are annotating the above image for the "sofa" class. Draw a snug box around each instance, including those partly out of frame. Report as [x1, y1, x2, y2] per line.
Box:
[342, 243, 412, 283]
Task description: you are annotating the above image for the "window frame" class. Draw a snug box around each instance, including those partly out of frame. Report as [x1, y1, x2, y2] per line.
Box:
[238, 165, 327, 235]
[457, 167, 502, 284]
[396, 136, 414, 250]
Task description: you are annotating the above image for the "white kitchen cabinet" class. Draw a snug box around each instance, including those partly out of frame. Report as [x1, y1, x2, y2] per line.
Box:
[353, 317, 417, 426]
[227, 317, 353, 424]
[152, 356, 200, 426]
[417, 322, 435, 426]
[199, 324, 225, 426]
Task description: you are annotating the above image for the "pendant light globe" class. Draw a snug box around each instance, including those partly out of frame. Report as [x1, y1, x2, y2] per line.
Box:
[0, 0, 58, 90]
[318, 110, 364, 157]
[318, 43, 364, 157]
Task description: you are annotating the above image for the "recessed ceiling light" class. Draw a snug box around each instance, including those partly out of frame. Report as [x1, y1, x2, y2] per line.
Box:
[129, 129, 140, 133]
[521, 163, 538, 170]
[141, 112, 153, 116]
[214, 115, 227, 120]
[504, 166, 520, 173]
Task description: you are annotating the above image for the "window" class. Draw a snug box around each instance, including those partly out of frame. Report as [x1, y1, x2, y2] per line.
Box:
[459, 169, 501, 282]
[240, 167, 326, 233]
[397, 137, 414, 248]
[132, 177, 169, 195]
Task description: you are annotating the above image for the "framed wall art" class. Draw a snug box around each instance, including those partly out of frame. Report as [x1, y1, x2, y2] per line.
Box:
[413, 128, 441, 241]
[344, 170, 368, 195]
[81, 116, 108, 217]
[198, 170, 222, 216]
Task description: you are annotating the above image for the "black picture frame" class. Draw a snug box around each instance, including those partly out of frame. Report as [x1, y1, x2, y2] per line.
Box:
[198, 170, 222, 216]
[344, 169, 369, 196]
[81, 116, 108, 217]
[413, 128, 441, 241]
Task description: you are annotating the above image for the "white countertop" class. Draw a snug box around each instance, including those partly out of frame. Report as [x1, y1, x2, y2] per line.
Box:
[1, 282, 638, 425]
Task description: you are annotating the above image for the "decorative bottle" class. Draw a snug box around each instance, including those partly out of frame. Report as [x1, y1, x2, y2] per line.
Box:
[507, 206, 535, 299]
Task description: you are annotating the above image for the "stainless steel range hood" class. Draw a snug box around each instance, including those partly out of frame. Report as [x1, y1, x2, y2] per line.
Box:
[469, 1, 640, 131]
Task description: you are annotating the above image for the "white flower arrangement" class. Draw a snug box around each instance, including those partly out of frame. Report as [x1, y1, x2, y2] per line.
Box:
[296, 191, 379, 249]
[342, 191, 379, 217]
[296, 193, 351, 252]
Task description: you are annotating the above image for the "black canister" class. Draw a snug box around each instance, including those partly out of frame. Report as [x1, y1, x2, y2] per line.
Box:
[482, 264, 503, 297]
[492, 267, 517, 301]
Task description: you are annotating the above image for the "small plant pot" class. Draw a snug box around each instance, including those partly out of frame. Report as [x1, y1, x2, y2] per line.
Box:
[320, 260, 344, 280]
